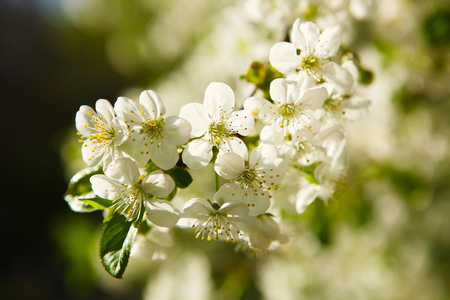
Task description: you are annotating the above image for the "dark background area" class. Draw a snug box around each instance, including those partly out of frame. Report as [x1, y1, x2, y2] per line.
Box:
[0, 1, 133, 298]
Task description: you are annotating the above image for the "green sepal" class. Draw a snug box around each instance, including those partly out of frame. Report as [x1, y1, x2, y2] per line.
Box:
[64, 166, 103, 213]
[165, 167, 193, 189]
[98, 213, 139, 279]
[240, 61, 284, 99]
[78, 196, 113, 210]
[294, 162, 320, 185]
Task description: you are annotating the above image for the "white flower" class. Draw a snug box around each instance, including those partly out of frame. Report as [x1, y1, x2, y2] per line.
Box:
[244, 78, 328, 143]
[90, 157, 179, 227]
[75, 99, 129, 169]
[269, 18, 353, 93]
[295, 161, 347, 214]
[179, 82, 254, 169]
[114, 90, 191, 170]
[182, 198, 250, 242]
[320, 60, 371, 124]
[241, 214, 288, 251]
[213, 144, 287, 216]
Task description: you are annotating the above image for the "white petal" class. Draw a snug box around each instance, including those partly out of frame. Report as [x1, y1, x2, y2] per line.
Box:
[291, 18, 307, 50]
[296, 184, 321, 214]
[270, 79, 301, 104]
[104, 157, 140, 185]
[269, 42, 299, 74]
[214, 183, 270, 216]
[81, 140, 103, 167]
[214, 152, 245, 180]
[298, 21, 321, 51]
[260, 123, 284, 143]
[95, 99, 115, 123]
[203, 82, 235, 117]
[114, 97, 146, 124]
[243, 97, 276, 123]
[182, 198, 212, 217]
[145, 200, 180, 227]
[139, 90, 166, 120]
[163, 116, 191, 145]
[119, 131, 151, 167]
[142, 170, 175, 198]
[315, 25, 342, 58]
[111, 116, 129, 146]
[293, 112, 321, 133]
[75, 105, 96, 137]
[219, 202, 249, 216]
[319, 61, 354, 94]
[149, 138, 179, 170]
[179, 103, 209, 138]
[297, 86, 328, 110]
[218, 137, 248, 160]
[227, 110, 254, 136]
[90, 174, 121, 200]
[182, 139, 213, 169]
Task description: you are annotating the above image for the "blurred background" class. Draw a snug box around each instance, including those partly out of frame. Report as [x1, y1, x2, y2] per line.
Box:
[1, 0, 449, 299]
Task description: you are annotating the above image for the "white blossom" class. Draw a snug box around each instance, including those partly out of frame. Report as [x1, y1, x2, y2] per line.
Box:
[244, 78, 328, 143]
[114, 90, 191, 170]
[213, 144, 287, 216]
[182, 198, 250, 242]
[269, 18, 353, 93]
[75, 99, 129, 170]
[90, 157, 179, 226]
[179, 82, 254, 169]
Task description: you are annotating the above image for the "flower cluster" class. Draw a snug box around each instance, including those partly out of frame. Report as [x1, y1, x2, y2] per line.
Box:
[65, 18, 370, 278]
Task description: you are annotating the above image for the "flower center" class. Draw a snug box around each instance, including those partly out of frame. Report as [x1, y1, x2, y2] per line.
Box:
[140, 118, 165, 139]
[240, 168, 258, 185]
[301, 55, 320, 70]
[114, 186, 144, 221]
[278, 104, 297, 118]
[209, 121, 229, 145]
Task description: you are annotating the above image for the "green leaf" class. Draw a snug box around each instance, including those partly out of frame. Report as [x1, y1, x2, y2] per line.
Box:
[64, 166, 103, 213]
[99, 213, 138, 279]
[166, 167, 193, 189]
[78, 196, 113, 210]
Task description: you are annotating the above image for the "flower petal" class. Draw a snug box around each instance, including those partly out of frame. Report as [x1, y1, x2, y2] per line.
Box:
[203, 82, 235, 117]
[75, 105, 96, 137]
[295, 184, 321, 214]
[214, 152, 245, 180]
[182, 138, 213, 169]
[145, 200, 180, 227]
[149, 137, 179, 170]
[318, 61, 354, 94]
[315, 25, 342, 58]
[269, 42, 299, 74]
[163, 116, 191, 145]
[227, 110, 254, 136]
[179, 102, 209, 138]
[297, 86, 328, 110]
[218, 202, 249, 216]
[90, 174, 121, 200]
[298, 21, 321, 51]
[182, 198, 212, 217]
[142, 170, 175, 198]
[139, 90, 166, 120]
[243, 97, 276, 124]
[95, 99, 115, 123]
[104, 157, 140, 185]
[219, 137, 248, 160]
[114, 96, 146, 124]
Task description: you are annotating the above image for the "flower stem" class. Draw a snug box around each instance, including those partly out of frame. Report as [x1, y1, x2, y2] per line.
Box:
[215, 171, 220, 192]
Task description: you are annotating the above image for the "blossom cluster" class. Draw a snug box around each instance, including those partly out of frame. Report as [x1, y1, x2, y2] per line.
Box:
[66, 18, 369, 277]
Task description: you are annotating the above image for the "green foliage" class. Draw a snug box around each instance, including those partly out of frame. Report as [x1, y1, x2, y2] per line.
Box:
[422, 10, 450, 47]
[79, 196, 113, 210]
[99, 213, 139, 278]
[240, 61, 284, 99]
[166, 167, 193, 189]
[64, 166, 103, 213]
